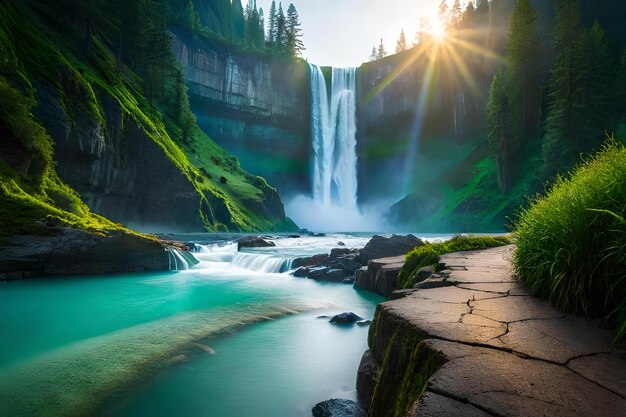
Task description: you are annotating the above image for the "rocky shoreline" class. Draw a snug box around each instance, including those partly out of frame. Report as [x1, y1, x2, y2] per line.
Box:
[0, 226, 176, 280]
[289, 234, 422, 286]
[353, 246, 626, 417]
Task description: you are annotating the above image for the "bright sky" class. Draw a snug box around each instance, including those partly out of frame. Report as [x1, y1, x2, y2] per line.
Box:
[256, 0, 441, 67]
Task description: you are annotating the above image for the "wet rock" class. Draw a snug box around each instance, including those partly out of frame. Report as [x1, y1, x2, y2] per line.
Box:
[329, 312, 364, 324]
[356, 350, 380, 412]
[292, 253, 330, 269]
[237, 236, 276, 251]
[354, 256, 405, 298]
[342, 276, 355, 284]
[310, 268, 346, 283]
[293, 267, 309, 278]
[312, 399, 365, 417]
[0, 227, 168, 279]
[358, 234, 423, 264]
[337, 241, 346, 246]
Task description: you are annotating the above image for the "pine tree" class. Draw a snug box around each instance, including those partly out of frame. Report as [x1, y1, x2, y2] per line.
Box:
[395, 29, 408, 54]
[275, 2, 286, 52]
[257, 7, 265, 49]
[542, 0, 585, 178]
[267, 0, 277, 45]
[231, 0, 245, 42]
[487, 68, 511, 191]
[377, 38, 387, 60]
[413, 17, 431, 45]
[438, 0, 449, 26]
[505, 0, 541, 145]
[369, 46, 377, 61]
[286, 3, 304, 57]
[450, 0, 463, 28]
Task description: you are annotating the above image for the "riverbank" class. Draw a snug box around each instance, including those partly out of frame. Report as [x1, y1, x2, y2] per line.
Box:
[357, 245, 626, 416]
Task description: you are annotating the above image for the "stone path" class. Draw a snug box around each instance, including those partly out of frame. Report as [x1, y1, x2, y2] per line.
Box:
[383, 245, 626, 417]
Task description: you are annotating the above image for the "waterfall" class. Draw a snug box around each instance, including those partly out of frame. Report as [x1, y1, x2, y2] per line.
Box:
[167, 248, 190, 271]
[193, 243, 293, 274]
[231, 252, 293, 274]
[309, 65, 358, 209]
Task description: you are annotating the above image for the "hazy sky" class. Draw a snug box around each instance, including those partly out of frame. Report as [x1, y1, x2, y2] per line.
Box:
[256, 0, 441, 67]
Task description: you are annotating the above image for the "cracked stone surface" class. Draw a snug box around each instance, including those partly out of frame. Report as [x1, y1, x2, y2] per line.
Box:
[412, 392, 490, 417]
[376, 246, 626, 416]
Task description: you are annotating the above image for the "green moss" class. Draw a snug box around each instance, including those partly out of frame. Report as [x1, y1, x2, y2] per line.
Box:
[513, 138, 626, 340]
[0, 1, 293, 234]
[397, 235, 512, 289]
[367, 314, 442, 417]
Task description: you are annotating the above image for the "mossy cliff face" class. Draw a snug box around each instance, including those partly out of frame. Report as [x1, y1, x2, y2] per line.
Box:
[172, 32, 311, 196]
[357, 304, 443, 417]
[0, 2, 295, 235]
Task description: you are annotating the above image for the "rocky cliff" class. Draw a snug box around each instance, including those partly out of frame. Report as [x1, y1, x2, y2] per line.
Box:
[172, 31, 311, 196]
[356, 51, 491, 205]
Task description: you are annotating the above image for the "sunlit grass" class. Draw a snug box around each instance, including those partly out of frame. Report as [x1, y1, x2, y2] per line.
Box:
[397, 235, 512, 289]
[513, 138, 626, 340]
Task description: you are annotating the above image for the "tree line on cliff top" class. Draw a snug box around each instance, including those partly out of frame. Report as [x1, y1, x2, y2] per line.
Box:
[178, 0, 305, 58]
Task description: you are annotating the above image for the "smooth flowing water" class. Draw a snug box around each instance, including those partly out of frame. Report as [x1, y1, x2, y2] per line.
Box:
[310, 65, 358, 209]
[0, 235, 382, 417]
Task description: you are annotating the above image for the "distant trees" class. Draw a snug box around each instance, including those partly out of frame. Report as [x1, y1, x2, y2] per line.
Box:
[286, 3, 305, 57]
[377, 38, 387, 60]
[172, 0, 304, 59]
[486, 0, 541, 191]
[244, 0, 264, 48]
[396, 29, 408, 54]
[542, 0, 617, 178]
[369, 46, 377, 62]
[487, 68, 510, 191]
[231, 0, 246, 42]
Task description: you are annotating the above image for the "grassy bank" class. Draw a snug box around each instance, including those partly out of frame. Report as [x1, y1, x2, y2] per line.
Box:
[514, 139, 626, 339]
[397, 235, 512, 289]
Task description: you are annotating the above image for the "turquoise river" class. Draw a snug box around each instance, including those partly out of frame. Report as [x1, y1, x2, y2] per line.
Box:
[0, 234, 399, 417]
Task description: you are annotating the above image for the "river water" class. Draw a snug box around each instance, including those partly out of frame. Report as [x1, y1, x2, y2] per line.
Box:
[0, 234, 391, 417]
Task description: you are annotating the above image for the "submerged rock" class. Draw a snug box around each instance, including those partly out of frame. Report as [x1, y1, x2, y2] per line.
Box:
[312, 399, 365, 417]
[329, 312, 364, 325]
[237, 236, 276, 251]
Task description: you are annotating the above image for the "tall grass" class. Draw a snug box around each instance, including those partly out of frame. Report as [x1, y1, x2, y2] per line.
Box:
[397, 235, 512, 289]
[513, 139, 626, 338]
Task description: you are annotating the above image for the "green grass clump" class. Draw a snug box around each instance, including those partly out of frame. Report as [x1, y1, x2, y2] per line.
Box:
[513, 139, 626, 338]
[397, 235, 512, 289]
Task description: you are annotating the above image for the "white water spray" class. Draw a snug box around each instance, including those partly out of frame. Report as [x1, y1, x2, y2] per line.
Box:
[166, 248, 190, 271]
[309, 65, 358, 209]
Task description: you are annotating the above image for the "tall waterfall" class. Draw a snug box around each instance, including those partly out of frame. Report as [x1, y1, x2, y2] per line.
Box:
[309, 65, 358, 209]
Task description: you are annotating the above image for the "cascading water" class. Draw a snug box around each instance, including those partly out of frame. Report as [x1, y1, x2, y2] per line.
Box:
[166, 247, 190, 271]
[192, 243, 293, 274]
[309, 64, 358, 209]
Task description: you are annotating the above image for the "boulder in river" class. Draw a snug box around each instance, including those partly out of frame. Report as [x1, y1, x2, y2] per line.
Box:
[237, 236, 276, 251]
[329, 312, 364, 324]
[312, 399, 365, 417]
[358, 234, 423, 263]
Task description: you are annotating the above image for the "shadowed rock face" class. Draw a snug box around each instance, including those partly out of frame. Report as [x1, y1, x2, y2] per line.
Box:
[171, 31, 311, 196]
[34, 83, 217, 232]
[0, 227, 168, 279]
[359, 246, 626, 417]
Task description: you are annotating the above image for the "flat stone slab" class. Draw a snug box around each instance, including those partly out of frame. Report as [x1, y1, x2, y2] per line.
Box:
[422, 339, 625, 417]
[412, 392, 490, 417]
[568, 351, 626, 398]
[455, 282, 529, 295]
[376, 246, 626, 416]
